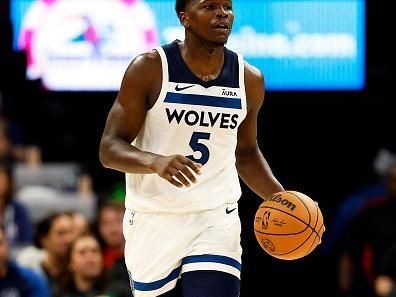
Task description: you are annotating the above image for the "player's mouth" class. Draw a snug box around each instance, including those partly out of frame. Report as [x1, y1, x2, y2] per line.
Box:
[212, 22, 231, 33]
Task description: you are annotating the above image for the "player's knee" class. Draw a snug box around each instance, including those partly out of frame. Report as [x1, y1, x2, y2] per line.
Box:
[181, 271, 240, 297]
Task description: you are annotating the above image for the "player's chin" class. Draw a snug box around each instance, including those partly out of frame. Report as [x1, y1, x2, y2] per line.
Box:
[206, 29, 230, 44]
[209, 36, 229, 46]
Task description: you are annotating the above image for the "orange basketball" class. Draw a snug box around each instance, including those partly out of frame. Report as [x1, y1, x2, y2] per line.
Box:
[254, 191, 325, 260]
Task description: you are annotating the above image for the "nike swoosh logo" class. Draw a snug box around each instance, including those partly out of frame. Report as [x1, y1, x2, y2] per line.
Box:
[175, 84, 194, 92]
[226, 207, 237, 214]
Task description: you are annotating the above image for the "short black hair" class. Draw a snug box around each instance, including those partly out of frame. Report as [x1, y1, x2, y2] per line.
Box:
[175, 0, 192, 18]
[34, 212, 67, 248]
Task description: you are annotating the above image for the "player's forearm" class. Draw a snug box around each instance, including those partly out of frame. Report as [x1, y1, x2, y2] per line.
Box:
[236, 146, 284, 200]
[99, 136, 158, 174]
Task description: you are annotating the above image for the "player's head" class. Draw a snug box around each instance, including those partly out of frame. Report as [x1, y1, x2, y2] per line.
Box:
[175, 0, 192, 18]
[176, 0, 234, 46]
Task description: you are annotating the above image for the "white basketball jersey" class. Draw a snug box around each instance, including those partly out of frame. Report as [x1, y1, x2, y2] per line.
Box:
[125, 40, 247, 213]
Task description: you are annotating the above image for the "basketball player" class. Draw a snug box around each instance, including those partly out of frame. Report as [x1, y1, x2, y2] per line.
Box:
[99, 0, 284, 296]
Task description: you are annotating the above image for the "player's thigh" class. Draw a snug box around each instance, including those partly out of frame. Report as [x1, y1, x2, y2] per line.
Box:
[181, 271, 240, 297]
[123, 210, 187, 296]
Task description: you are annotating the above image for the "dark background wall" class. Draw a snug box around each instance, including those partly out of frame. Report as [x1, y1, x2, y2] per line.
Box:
[0, 0, 393, 296]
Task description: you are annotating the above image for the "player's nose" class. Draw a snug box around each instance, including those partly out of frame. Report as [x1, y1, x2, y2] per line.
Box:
[215, 6, 229, 18]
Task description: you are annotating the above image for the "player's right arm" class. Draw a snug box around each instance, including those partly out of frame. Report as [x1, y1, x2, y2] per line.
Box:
[99, 51, 200, 188]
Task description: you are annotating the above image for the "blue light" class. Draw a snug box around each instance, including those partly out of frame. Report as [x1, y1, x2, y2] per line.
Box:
[10, 0, 365, 91]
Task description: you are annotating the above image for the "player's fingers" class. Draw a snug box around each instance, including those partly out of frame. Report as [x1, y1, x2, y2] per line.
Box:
[182, 158, 202, 175]
[168, 168, 190, 187]
[178, 166, 197, 184]
[173, 170, 191, 187]
[195, 162, 203, 171]
[164, 173, 183, 188]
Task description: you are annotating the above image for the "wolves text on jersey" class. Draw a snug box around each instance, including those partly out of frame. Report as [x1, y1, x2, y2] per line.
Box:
[165, 108, 239, 130]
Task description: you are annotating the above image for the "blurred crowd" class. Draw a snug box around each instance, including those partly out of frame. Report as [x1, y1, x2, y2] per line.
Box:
[0, 102, 130, 297]
[324, 149, 396, 297]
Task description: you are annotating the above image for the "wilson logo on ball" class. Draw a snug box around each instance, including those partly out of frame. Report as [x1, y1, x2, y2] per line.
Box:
[269, 194, 297, 211]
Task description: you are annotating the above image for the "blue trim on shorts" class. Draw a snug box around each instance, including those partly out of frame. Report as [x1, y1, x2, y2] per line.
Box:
[133, 266, 182, 291]
[133, 254, 241, 291]
[182, 254, 241, 271]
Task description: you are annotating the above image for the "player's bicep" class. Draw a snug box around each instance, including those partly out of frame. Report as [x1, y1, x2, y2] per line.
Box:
[236, 64, 265, 155]
[102, 54, 157, 143]
[102, 94, 146, 144]
[236, 106, 259, 155]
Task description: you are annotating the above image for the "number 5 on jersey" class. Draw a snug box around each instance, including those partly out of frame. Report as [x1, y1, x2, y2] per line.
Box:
[186, 132, 211, 165]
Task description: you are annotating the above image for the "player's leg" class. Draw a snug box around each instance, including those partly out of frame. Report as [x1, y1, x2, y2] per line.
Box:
[181, 271, 240, 297]
[123, 210, 187, 297]
[180, 202, 242, 297]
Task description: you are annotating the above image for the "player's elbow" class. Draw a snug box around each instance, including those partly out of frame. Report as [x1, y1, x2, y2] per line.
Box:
[99, 153, 110, 169]
[99, 139, 112, 169]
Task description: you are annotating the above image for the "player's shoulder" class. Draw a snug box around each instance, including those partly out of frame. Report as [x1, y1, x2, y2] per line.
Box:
[242, 60, 265, 110]
[243, 60, 264, 85]
[125, 50, 161, 76]
[120, 50, 162, 89]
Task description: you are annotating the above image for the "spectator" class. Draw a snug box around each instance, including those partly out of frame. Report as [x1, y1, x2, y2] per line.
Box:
[65, 211, 90, 240]
[77, 174, 94, 198]
[0, 122, 15, 167]
[24, 145, 42, 168]
[58, 233, 130, 297]
[19, 213, 74, 296]
[95, 201, 129, 284]
[96, 201, 125, 271]
[0, 162, 33, 249]
[339, 164, 396, 297]
[375, 243, 396, 297]
[0, 226, 50, 297]
[0, 115, 26, 163]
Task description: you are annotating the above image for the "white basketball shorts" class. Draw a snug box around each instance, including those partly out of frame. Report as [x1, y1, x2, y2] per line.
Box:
[122, 201, 242, 297]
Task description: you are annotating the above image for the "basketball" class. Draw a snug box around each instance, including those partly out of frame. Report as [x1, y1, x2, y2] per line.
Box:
[254, 191, 325, 260]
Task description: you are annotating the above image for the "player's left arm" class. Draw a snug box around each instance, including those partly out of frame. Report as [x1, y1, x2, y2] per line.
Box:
[236, 62, 284, 200]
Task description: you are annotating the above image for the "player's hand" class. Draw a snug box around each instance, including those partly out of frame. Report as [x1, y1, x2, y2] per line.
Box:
[151, 155, 202, 188]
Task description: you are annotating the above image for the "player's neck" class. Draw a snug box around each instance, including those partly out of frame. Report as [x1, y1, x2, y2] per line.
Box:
[179, 38, 225, 81]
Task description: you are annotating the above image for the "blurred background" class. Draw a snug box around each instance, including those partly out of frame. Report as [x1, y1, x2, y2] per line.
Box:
[0, 0, 394, 296]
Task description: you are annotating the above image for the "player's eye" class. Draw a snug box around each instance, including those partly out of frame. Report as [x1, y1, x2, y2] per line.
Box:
[223, 3, 233, 11]
[204, 4, 215, 10]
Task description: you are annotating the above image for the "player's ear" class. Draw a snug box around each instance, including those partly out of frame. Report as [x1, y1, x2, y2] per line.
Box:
[180, 12, 190, 28]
